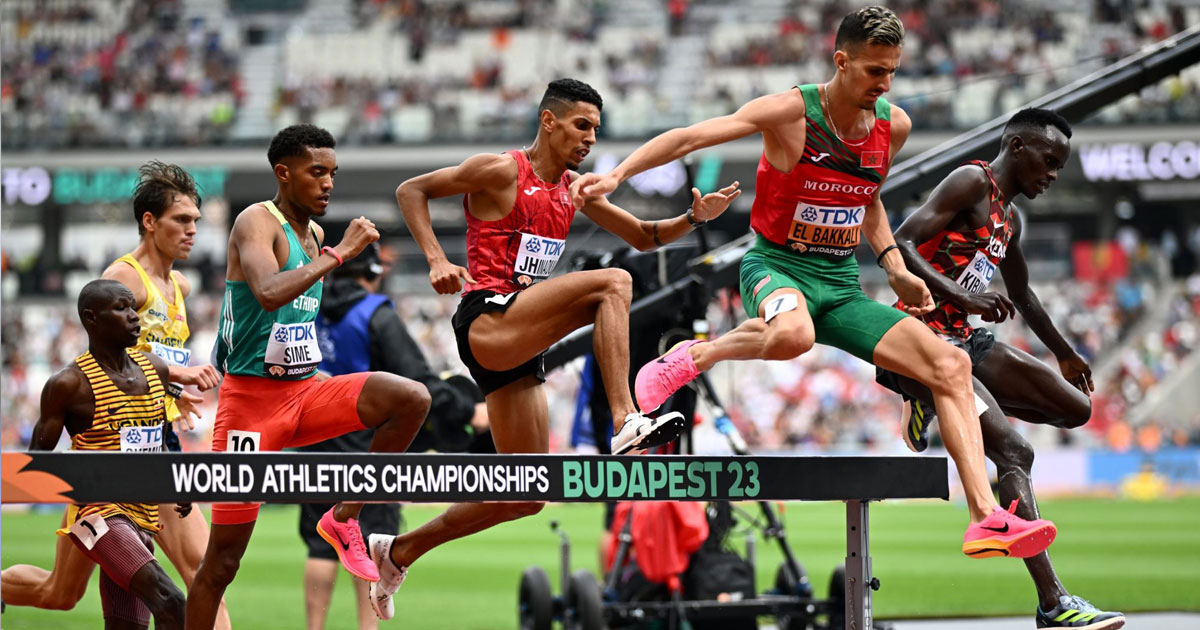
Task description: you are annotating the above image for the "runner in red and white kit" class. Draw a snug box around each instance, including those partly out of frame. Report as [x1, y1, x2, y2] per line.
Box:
[572, 6, 1058, 560]
[363, 78, 743, 618]
[879, 108, 1124, 629]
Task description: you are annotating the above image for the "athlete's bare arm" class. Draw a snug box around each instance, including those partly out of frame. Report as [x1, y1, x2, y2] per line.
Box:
[142, 351, 195, 515]
[893, 165, 1017, 323]
[29, 368, 92, 450]
[859, 106, 932, 315]
[575, 172, 742, 251]
[100, 262, 148, 311]
[999, 211, 1093, 393]
[570, 90, 807, 205]
[227, 204, 375, 311]
[396, 153, 516, 294]
[174, 270, 192, 299]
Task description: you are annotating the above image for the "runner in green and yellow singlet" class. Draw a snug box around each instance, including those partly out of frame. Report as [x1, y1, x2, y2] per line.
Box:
[187, 125, 431, 630]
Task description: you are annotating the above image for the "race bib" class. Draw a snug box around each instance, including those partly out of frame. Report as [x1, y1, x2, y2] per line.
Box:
[955, 251, 997, 294]
[786, 203, 864, 257]
[264, 321, 322, 378]
[69, 512, 110, 550]
[150, 342, 191, 367]
[227, 429, 261, 452]
[511, 232, 566, 287]
[120, 424, 164, 452]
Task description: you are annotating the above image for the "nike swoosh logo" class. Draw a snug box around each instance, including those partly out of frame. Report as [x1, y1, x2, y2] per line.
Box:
[106, 403, 128, 416]
[966, 547, 1009, 557]
[980, 523, 1010, 533]
[993, 221, 1004, 229]
[812, 152, 831, 163]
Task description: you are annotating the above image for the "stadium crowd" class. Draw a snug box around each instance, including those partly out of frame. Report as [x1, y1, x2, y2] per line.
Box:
[2, 0, 1196, 149]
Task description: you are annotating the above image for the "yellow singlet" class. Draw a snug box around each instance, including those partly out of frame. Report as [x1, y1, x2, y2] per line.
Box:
[57, 349, 166, 535]
[114, 253, 191, 421]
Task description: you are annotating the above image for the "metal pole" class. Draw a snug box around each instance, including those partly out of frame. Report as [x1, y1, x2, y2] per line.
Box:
[845, 500, 872, 630]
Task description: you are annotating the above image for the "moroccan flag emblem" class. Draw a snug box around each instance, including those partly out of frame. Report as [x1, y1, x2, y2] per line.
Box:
[861, 151, 885, 168]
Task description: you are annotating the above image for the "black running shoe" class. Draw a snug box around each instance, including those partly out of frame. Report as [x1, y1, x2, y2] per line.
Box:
[902, 397, 935, 453]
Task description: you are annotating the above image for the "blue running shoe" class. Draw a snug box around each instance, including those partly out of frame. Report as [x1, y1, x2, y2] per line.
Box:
[1036, 595, 1125, 629]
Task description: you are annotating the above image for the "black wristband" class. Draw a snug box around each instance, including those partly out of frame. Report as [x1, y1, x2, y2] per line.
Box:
[165, 383, 184, 399]
[652, 221, 664, 247]
[686, 206, 706, 227]
[876, 244, 899, 268]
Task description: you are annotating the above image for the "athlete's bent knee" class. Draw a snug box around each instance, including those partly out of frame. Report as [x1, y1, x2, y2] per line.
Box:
[763, 327, 813, 361]
[1061, 396, 1092, 430]
[600, 268, 633, 302]
[926, 347, 972, 395]
[203, 553, 242, 589]
[149, 584, 187, 623]
[42, 589, 85, 611]
[995, 437, 1035, 474]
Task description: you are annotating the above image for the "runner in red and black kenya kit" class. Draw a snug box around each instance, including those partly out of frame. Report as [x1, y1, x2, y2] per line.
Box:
[365, 78, 744, 618]
[880, 108, 1124, 629]
[573, 6, 1060, 562]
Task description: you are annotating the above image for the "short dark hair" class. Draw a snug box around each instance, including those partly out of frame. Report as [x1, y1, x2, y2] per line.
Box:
[267, 124, 337, 167]
[77, 279, 130, 321]
[1003, 108, 1073, 144]
[835, 6, 905, 51]
[538, 78, 603, 117]
[132, 161, 201, 236]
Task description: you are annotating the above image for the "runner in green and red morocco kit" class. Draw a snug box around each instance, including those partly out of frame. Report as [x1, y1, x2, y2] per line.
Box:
[572, 5, 1058, 560]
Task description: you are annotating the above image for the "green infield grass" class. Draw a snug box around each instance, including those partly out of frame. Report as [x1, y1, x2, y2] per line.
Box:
[2, 497, 1197, 628]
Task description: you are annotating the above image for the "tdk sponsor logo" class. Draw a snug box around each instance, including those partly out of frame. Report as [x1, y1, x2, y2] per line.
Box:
[277, 323, 316, 342]
[796, 205, 863, 226]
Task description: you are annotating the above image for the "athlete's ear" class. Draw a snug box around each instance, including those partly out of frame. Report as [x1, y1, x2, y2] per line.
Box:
[539, 108, 556, 134]
[273, 162, 290, 184]
[140, 211, 155, 234]
[1008, 134, 1026, 155]
[833, 49, 848, 73]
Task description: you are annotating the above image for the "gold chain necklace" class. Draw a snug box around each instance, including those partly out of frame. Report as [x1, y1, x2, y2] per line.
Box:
[823, 83, 871, 148]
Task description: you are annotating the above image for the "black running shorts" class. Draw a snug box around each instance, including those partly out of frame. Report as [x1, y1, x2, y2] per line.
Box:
[876, 327, 996, 395]
[451, 290, 546, 396]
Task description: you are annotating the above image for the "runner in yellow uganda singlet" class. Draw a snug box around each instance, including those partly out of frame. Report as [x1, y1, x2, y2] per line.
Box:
[56, 348, 167, 540]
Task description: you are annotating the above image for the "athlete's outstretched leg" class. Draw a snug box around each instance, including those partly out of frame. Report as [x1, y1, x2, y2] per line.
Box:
[980, 401, 1068, 610]
[387, 374, 548, 566]
[363, 375, 549, 619]
[329, 372, 430, 523]
[187, 521, 256, 630]
[636, 287, 815, 412]
[0, 509, 93, 610]
[157, 505, 232, 630]
[874, 317, 996, 522]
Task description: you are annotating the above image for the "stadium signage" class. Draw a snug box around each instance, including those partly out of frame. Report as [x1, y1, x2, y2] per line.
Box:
[2, 452, 948, 503]
[0, 166, 229, 206]
[1079, 140, 1199, 182]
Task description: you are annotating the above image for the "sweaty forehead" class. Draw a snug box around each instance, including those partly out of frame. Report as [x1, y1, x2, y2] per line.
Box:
[564, 102, 601, 126]
[288, 147, 337, 170]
